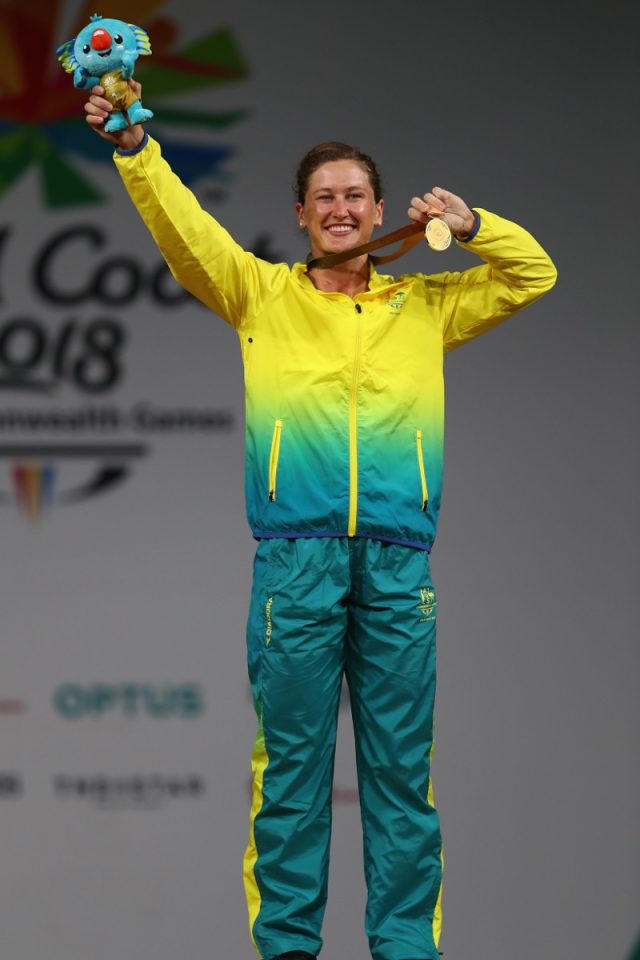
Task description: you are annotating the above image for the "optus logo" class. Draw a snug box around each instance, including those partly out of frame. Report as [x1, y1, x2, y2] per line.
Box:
[53, 683, 205, 718]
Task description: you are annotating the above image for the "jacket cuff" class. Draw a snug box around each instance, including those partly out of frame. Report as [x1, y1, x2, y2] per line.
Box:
[115, 131, 149, 157]
[456, 209, 481, 243]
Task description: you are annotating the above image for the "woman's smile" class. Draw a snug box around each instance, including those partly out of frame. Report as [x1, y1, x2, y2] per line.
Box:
[296, 158, 384, 259]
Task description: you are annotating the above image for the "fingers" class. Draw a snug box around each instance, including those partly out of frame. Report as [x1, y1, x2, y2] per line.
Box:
[83, 89, 116, 141]
[84, 90, 112, 126]
[423, 191, 447, 213]
[432, 186, 454, 205]
[84, 103, 108, 124]
[432, 187, 473, 232]
[408, 186, 473, 239]
[408, 192, 446, 223]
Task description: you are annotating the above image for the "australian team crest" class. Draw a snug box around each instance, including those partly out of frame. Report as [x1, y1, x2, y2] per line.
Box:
[417, 587, 436, 622]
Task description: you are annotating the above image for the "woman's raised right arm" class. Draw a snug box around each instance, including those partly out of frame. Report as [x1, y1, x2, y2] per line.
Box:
[85, 83, 265, 329]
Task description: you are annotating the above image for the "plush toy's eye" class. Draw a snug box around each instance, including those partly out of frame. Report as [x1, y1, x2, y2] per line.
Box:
[114, 34, 123, 44]
[82, 44, 90, 54]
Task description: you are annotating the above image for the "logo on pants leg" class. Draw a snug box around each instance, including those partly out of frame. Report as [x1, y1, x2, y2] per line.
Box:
[417, 587, 436, 621]
[265, 596, 273, 645]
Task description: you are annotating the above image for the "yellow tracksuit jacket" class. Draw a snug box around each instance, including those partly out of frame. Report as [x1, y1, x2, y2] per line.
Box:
[114, 136, 557, 550]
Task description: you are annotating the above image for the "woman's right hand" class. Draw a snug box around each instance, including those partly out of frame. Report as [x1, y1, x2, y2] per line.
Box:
[84, 80, 144, 151]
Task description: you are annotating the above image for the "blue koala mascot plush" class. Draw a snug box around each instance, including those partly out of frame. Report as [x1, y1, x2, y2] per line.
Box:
[56, 13, 153, 133]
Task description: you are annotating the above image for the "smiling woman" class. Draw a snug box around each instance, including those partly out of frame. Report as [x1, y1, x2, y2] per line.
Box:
[81, 78, 557, 960]
[294, 142, 385, 293]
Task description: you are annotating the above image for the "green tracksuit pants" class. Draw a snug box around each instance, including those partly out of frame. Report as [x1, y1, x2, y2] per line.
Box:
[243, 537, 442, 960]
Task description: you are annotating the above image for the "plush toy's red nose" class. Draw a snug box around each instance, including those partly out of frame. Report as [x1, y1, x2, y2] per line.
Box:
[90, 28, 112, 50]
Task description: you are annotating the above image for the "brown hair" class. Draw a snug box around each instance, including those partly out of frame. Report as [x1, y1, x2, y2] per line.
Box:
[295, 141, 383, 204]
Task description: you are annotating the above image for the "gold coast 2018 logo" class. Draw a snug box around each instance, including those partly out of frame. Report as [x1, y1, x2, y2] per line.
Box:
[0, 2, 248, 520]
[0, 1, 249, 206]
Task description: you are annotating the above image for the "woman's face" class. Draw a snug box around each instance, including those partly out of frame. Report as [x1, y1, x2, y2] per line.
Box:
[296, 160, 384, 260]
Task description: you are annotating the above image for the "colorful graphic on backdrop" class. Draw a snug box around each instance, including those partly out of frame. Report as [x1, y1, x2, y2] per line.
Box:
[0, 442, 148, 520]
[0, 3, 245, 521]
[0, 1, 249, 206]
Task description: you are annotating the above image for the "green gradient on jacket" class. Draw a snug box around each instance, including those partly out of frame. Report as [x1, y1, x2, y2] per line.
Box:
[243, 263, 447, 546]
[115, 136, 557, 549]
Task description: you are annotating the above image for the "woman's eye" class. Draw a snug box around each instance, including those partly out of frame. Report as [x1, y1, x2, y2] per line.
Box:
[114, 34, 123, 44]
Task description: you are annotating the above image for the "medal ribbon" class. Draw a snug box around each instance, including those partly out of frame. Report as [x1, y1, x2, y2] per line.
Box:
[307, 221, 428, 270]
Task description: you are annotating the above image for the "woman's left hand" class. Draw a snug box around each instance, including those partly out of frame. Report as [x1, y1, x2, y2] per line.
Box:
[409, 187, 476, 238]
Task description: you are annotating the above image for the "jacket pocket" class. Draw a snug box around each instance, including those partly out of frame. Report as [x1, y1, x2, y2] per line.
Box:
[268, 419, 283, 501]
[416, 429, 429, 511]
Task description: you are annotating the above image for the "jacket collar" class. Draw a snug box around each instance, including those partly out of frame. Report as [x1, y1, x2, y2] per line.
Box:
[292, 260, 401, 295]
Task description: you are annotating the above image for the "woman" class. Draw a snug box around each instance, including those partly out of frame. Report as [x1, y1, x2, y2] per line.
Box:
[85, 81, 556, 960]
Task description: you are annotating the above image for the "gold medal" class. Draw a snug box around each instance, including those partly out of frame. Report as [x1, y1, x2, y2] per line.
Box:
[425, 217, 452, 251]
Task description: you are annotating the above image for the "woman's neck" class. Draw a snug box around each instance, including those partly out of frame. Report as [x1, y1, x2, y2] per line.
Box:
[307, 254, 370, 298]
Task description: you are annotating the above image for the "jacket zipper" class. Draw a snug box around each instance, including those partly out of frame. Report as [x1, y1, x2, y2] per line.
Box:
[416, 429, 429, 511]
[348, 303, 364, 536]
[268, 419, 282, 501]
